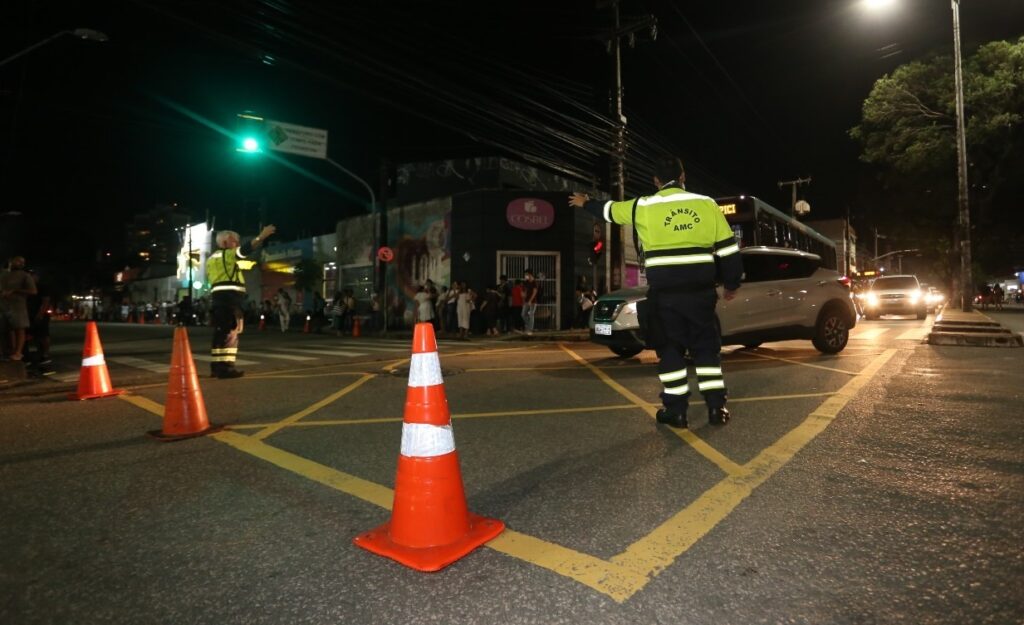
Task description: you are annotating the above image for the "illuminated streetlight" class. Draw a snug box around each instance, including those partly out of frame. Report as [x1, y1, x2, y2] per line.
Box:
[862, 0, 973, 310]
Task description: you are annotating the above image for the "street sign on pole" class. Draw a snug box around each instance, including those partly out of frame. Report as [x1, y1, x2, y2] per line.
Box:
[265, 120, 328, 159]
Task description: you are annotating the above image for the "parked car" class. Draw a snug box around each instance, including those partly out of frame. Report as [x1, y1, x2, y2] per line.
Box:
[861, 274, 928, 320]
[589, 247, 857, 357]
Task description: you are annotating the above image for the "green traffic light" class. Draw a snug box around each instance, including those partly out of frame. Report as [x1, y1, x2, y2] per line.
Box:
[237, 136, 261, 153]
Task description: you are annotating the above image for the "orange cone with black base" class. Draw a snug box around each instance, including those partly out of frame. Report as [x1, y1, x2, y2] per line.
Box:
[352, 316, 361, 338]
[68, 322, 124, 401]
[148, 326, 222, 441]
[353, 322, 504, 571]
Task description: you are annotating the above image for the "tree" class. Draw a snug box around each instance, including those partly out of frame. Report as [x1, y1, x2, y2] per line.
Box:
[850, 37, 1024, 275]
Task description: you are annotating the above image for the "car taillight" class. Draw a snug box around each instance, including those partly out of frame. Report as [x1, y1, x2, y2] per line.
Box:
[837, 276, 851, 288]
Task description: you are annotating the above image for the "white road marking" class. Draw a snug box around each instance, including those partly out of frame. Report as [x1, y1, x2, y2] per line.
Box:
[851, 327, 888, 340]
[250, 352, 318, 361]
[109, 356, 170, 373]
[191, 354, 260, 366]
[896, 328, 929, 340]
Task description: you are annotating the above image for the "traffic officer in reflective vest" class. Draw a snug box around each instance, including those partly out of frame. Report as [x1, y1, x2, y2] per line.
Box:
[569, 156, 742, 428]
[206, 225, 276, 378]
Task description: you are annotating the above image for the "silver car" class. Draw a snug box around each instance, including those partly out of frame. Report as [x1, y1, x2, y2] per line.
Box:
[590, 247, 857, 357]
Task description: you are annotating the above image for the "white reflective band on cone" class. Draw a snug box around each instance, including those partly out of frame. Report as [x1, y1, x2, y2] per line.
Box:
[82, 355, 105, 367]
[400, 423, 456, 458]
[408, 352, 444, 387]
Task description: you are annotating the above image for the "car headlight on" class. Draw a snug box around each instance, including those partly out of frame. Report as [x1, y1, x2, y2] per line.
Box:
[865, 293, 879, 306]
[621, 302, 637, 316]
[908, 289, 922, 304]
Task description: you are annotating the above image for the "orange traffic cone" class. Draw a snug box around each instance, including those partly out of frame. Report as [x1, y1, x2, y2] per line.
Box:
[352, 316, 361, 338]
[303, 314, 311, 333]
[148, 326, 223, 441]
[138, 312, 145, 325]
[69, 322, 125, 400]
[354, 322, 504, 571]
[259, 314, 266, 332]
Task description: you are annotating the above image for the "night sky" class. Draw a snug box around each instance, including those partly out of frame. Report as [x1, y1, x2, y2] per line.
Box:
[2, 0, 1022, 286]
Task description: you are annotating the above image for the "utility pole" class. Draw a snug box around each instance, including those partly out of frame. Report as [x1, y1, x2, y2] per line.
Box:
[599, 0, 656, 291]
[951, 0, 973, 311]
[777, 177, 812, 217]
[874, 228, 887, 268]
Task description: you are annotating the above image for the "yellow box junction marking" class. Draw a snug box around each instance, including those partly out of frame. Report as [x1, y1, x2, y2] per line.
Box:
[117, 348, 896, 603]
[559, 344, 746, 477]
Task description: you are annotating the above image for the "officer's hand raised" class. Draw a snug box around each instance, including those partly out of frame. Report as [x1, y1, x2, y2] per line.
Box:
[568, 192, 589, 208]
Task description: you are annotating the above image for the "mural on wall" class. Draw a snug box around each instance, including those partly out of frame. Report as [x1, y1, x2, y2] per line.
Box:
[335, 214, 376, 266]
[386, 198, 452, 322]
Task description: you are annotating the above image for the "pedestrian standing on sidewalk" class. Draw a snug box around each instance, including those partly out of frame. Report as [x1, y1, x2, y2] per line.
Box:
[0, 256, 37, 362]
[521, 270, 539, 336]
[457, 282, 474, 340]
[206, 225, 275, 378]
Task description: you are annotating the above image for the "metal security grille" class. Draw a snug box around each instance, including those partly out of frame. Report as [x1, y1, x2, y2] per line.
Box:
[498, 251, 560, 330]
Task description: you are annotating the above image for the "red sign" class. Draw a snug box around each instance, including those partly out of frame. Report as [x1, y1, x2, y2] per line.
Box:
[377, 246, 395, 263]
[506, 198, 555, 231]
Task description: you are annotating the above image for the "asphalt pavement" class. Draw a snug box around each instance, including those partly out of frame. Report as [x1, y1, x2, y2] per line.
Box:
[1, 317, 1021, 624]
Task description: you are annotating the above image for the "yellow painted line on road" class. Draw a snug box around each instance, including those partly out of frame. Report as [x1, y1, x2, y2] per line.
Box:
[607, 348, 897, 595]
[224, 392, 839, 431]
[212, 430, 395, 509]
[251, 374, 375, 441]
[559, 343, 745, 477]
[118, 393, 165, 416]
[115, 349, 897, 604]
[248, 371, 372, 380]
[739, 351, 859, 375]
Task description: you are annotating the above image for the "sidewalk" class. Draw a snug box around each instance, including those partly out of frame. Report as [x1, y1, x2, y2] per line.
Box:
[928, 305, 1024, 347]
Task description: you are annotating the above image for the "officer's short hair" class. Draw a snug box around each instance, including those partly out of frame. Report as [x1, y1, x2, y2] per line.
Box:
[653, 156, 685, 184]
[216, 230, 240, 248]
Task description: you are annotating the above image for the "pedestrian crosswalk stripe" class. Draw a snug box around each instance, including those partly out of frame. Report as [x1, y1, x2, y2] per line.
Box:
[254, 352, 319, 361]
[851, 328, 888, 340]
[109, 356, 170, 373]
[192, 354, 259, 366]
[268, 347, 367, 358]
[896, 328, 928, 340]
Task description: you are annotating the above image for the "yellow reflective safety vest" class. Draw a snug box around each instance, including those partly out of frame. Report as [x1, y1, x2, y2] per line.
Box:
[206, 246, 251, 294]
[585, 185, 742, 291]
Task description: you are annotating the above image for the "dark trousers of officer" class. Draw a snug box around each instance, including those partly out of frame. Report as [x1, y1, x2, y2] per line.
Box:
[654, 289, 727, 415]
[210, 292, 244, 375]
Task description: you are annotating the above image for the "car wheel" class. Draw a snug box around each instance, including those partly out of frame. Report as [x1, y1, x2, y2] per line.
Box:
[610, 346, 642, 358]
[812, 306, 850, 354]
[742, 342, 762, 349]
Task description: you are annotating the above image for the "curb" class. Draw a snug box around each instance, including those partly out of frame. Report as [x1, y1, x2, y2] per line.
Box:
[927, 306, 1023, 348]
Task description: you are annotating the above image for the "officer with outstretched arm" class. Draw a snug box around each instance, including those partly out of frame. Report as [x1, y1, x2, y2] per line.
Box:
[206, 225, 275, 379]
[569, 156, 742, 428]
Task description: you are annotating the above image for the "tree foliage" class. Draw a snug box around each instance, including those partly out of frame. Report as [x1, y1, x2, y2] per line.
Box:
[850, 37, 1024, 276]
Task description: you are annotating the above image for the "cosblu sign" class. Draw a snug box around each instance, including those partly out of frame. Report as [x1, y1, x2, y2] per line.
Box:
[506, 198, 554, 231]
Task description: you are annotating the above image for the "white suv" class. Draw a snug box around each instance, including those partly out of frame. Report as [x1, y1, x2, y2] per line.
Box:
[862, 274, 928, 320]
[590, 247, 857, 357]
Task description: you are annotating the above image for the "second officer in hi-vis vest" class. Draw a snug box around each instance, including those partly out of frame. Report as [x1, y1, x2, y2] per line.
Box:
[205, 225, 276, 379]
[569, 156, 742, 428]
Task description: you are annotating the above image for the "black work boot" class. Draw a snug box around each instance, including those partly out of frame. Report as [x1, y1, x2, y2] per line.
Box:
[708, 406, 730, 425]
[656, 408, 688, 429]
[215, 368, 245, 379]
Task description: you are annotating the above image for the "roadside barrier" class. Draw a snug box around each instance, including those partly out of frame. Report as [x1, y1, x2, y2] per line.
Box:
[68, 322, 125, 401]
[354, 322, 504, 571]
[148, 326, 222, 441]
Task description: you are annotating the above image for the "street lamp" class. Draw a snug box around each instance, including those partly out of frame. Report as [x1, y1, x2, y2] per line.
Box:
[862, 0, 973, 310]
[0, 28, 109, 68]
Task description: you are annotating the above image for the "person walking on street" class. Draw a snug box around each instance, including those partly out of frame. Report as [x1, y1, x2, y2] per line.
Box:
[276, 288, 292, 332]
[206, 226, 275, 378]
[569, 156, 742, 428]
[0, 256, 37, 361]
